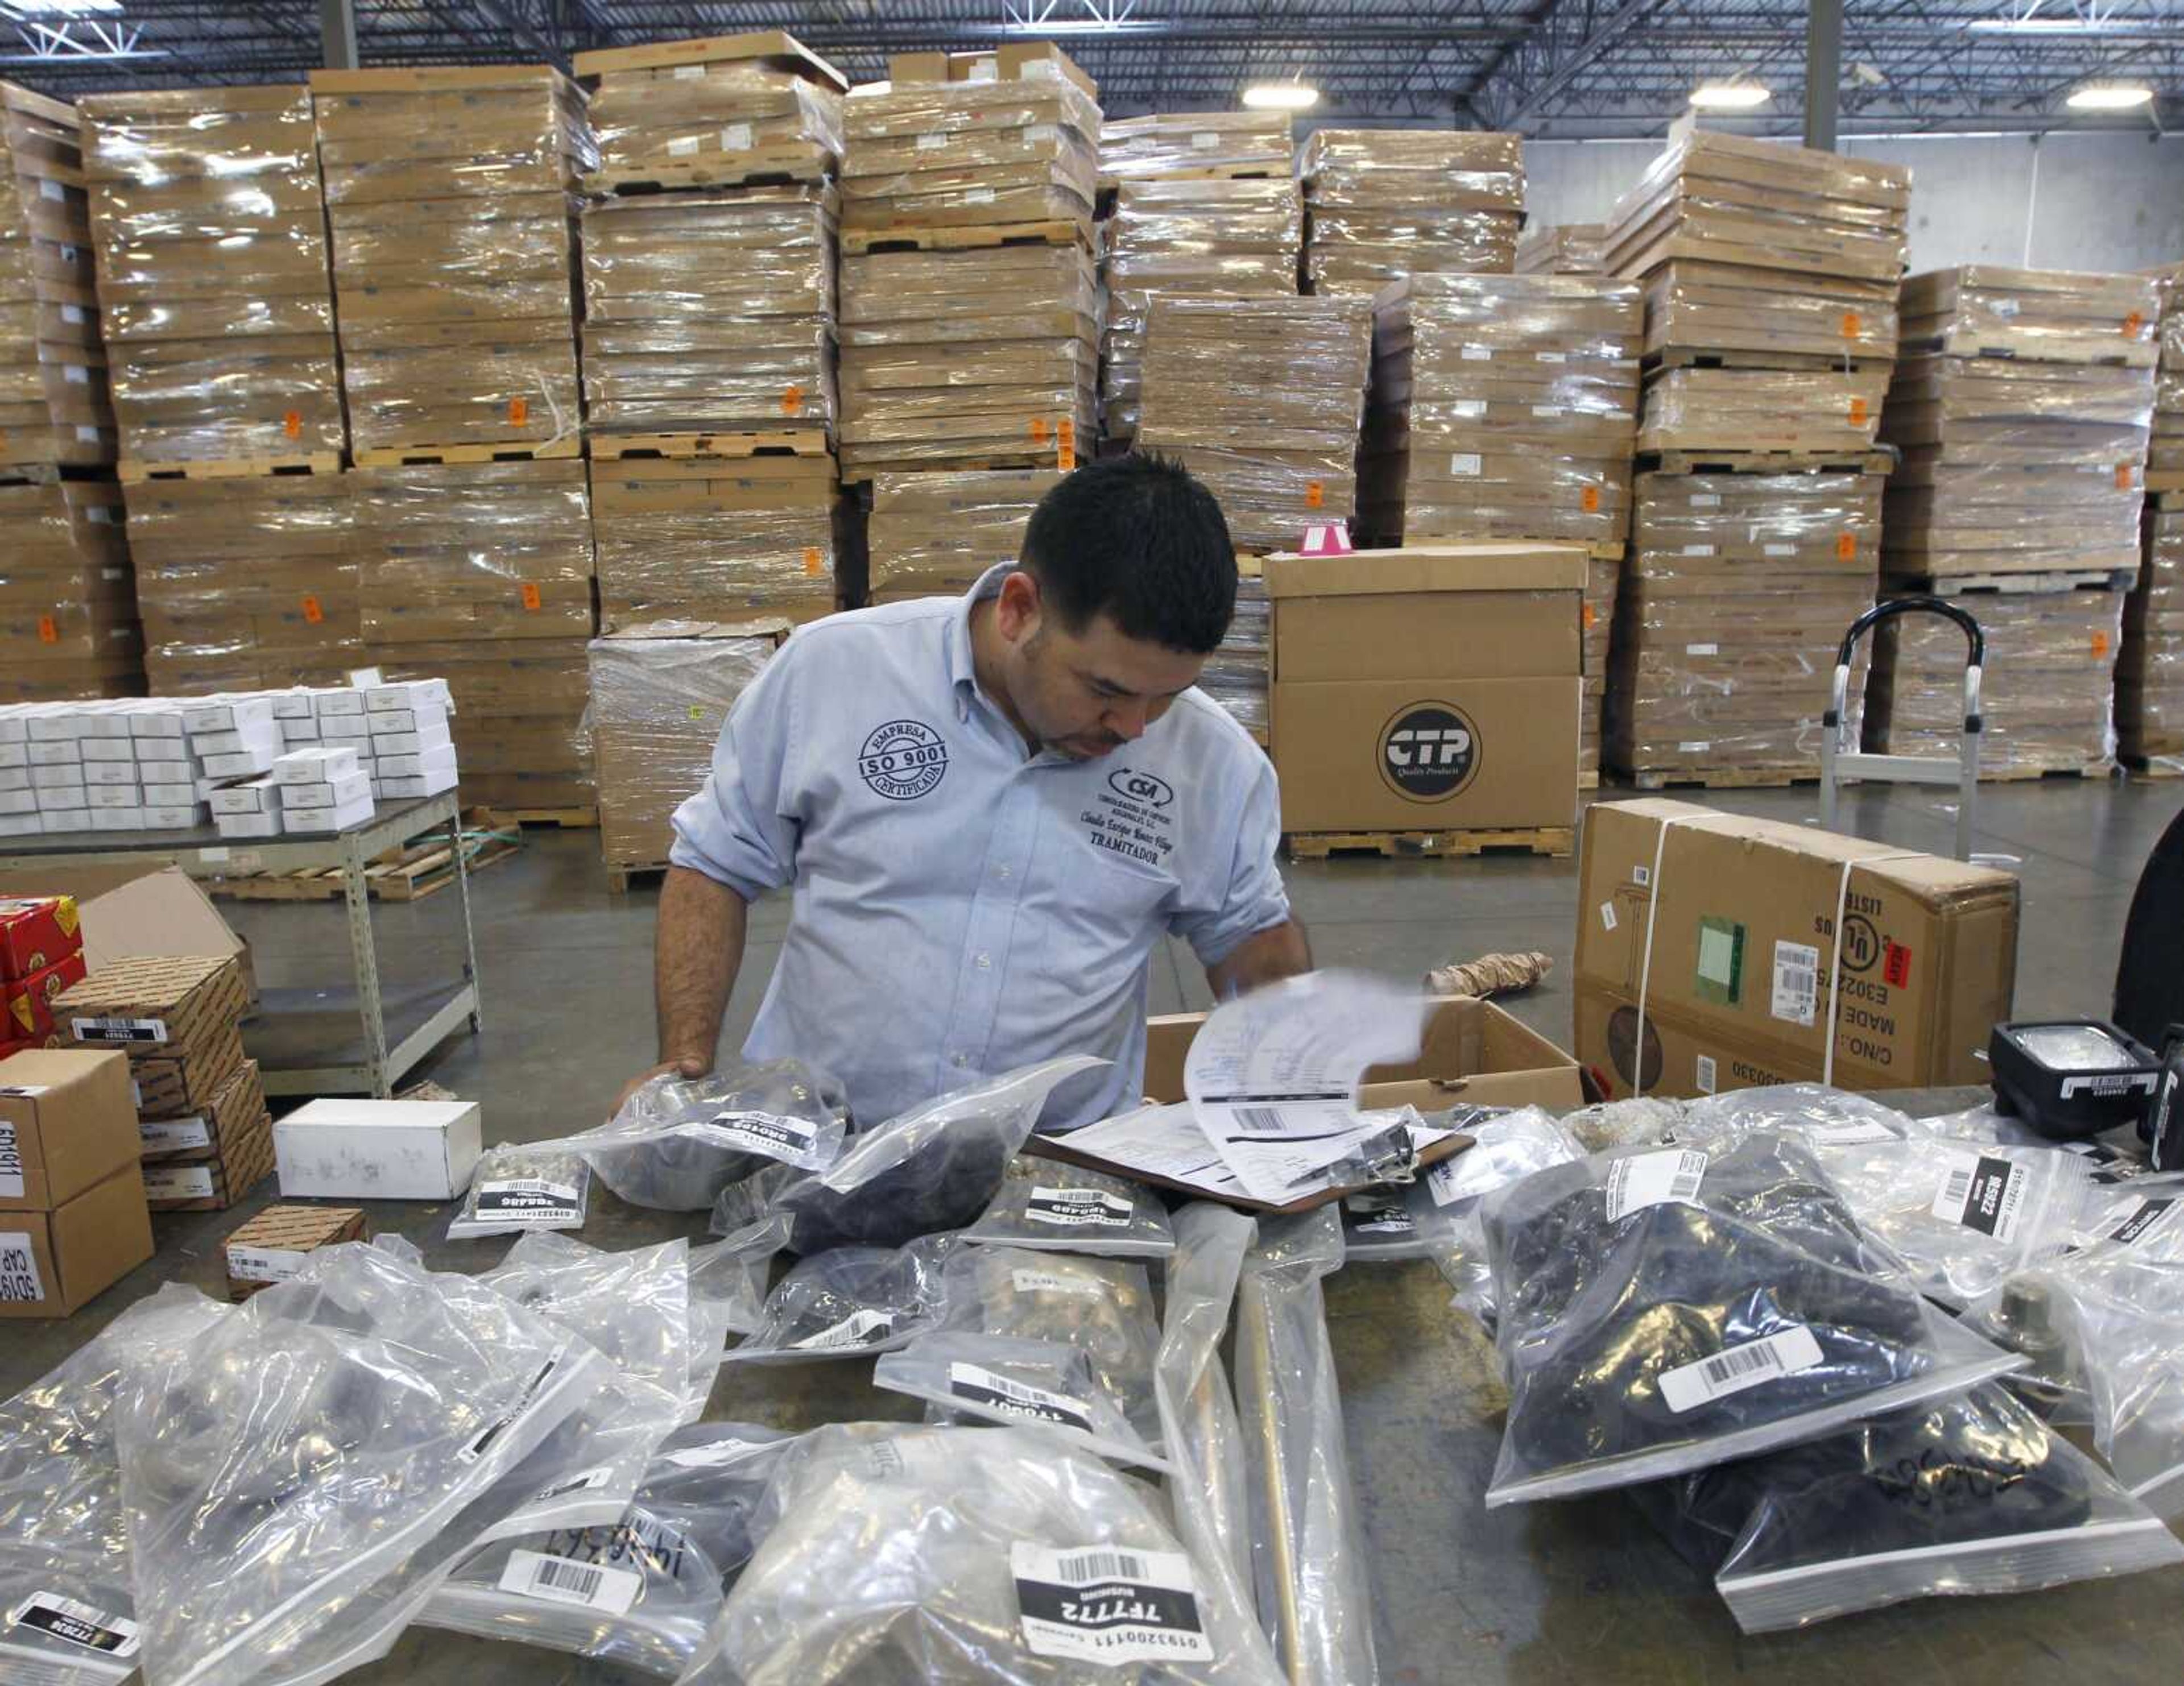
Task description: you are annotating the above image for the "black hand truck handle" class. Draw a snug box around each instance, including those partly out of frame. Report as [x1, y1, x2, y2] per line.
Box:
[1823, 595, 1986, 731]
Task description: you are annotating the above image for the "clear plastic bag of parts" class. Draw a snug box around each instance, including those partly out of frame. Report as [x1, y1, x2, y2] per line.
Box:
[1155, 1205, 1259, 1600]
[1924, 1100, 2152, 1177]
[424, 1422, 798, 1679]
[548, 1057, 849, 1212]
[477, 1231, 695, 1420]
[723, 1231, 957, 1365]
[1235, 1207, 1379, 1686]
[1409, 1108, 1586, 1322]
[676, 1422, 1288, 1685]
[1337, 1188, 1430, 1262]
[1632, 1381, 2184, 1633]
[0, 1286, 231, 1686]
[684, 1218, 786, 1409]
[876, 1332, 1170, 1474]
[1480, 1132, 2025, 1505]
[936, 1243, 1164, 1453]
[963, 1155, 1176, 1258]
[1678, 1086, 2098, 1311]
[1558, 1095, 1685, 1155]
[711, 1057, 1104, 1253]
[110, 1241, 613, 1686]
[446, 1144, 594, 1240]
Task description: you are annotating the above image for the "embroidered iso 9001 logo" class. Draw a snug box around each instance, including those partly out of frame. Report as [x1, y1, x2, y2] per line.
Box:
[1378, 701, 1480, 801]
[859, 719, 950, 801]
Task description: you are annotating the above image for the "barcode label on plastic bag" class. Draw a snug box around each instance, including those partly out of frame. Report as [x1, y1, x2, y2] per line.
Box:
[0, 1122, 20, 1199]
[693, 1109, 818, 1161]
[1345, 1194, 1415, 1235]
[227, 1245, 308, 1284]
[949, 1361, 1095, 1431]
[1025, 1187, 1134, 1228]
[793, 1308, 895, 1350]
[1604, 1149, 1708, 1221]
[498, 1550, 641, 1615]
[2110, 1198, 2177, 1247]
[1931, 1153, 2029, 1241]
[1771, 941, 1821, 1027]
[1658, 1326, 1824, 1414]
[6, 1593, 139, 1657]
[1012, 1542, 1213, 1665]
[473, 1178, 584, 1224]
[0, 1233, 43, 1303]
[71, 1014, 167, 1044]
[1012, 1266, 1104, 1299]
[458, 1345, 568, 1463]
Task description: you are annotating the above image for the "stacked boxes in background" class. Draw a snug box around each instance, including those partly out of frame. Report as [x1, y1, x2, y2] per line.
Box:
[865, 468, 1060, 603]
[576, 30, 848, 629]
[378, 639, 588, 818]
[59, 953, 270, 1212]
[1, 479, 138, 707]
[2120, 270, 2184, 770]
[0, 1047, 152, 1318]
[834, 47, 1099, 482]
[1300, 130, 1524, 297]
[1602, 130, 1907, 787]
[1517, 223, 1609, 275]
[1871, 266, 2161, 778]
[1097, 111, 1292, 184]
[0, 894, 84, 1057]
[588, 628, 781, 881]
[1358, 274, 1642, 786]
[312, 65, 590, 461]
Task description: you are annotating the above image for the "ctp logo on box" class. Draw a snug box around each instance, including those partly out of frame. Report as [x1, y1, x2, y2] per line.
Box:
[1378, 701, 1480, 801]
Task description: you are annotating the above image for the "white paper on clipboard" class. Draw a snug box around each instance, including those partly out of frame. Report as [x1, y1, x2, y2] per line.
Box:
[1184, 971, 1432, 1203]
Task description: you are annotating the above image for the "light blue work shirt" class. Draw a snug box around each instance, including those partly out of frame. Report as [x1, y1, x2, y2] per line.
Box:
[669, 563, 1290, 1130]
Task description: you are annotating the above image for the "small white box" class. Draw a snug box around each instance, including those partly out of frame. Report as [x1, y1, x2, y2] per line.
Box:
[26, 741, 80, 767]
[79, 713, 133, 740]
[39, 808, 90, 832]
[0, 789, 34, 816]
[371, 726, 452, 756]
[29, 764, 84, 791]
[142, 804, 202, 830]
[275, 745, 361, 784]
[282, 770, 370, 811]
[201, 747, 278, 778]
[282, 793, 374, 832]
[216, 811, 282, 840]
[366, 705, 448, 736]
[0, 766, 28, 791]
[0, 715, 24, 744]
[210, 777, 281, 817]
[275, 1097, 483, 1201]
[80, 738, 135, 764]
[280, 718, 322, 743]
[135, 757, 192, 785]
[365, 678, 452, 714]
[0, 743, 24, 769]
[377, 767, 460, 799]
[270, 690, 317, 720]
[26, 714, 82, 742]
[81, 763, 136, 788]
[140, 782, 197, 806]
[0, 813, 38, 836]
[313, 690, 368, 720]
[88, 809, 145, 831]
[376, 744, 457, 779]
[191, 727, 279, 757]
[85, 785, 138, 810]
[128, 708, 189, 740]
[182, 698, 275, 735]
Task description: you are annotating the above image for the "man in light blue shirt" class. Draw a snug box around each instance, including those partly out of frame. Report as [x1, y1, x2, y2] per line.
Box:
[623, 454, 1310, 1130]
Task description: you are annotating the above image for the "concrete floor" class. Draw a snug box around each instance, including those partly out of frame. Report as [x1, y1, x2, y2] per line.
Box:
[7, 775, 2183, 1684]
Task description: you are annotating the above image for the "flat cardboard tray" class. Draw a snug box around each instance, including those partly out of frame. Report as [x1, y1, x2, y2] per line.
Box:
[590, 429, 832, 461]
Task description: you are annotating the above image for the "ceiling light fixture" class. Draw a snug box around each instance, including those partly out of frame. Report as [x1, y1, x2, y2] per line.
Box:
[1689, 83, 1771, 109]
[2066, 84, 2154, 109]
[1243, 81, 1319, 111]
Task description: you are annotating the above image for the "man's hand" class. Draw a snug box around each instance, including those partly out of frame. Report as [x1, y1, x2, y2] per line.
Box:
[613, 1054, 711, 1120]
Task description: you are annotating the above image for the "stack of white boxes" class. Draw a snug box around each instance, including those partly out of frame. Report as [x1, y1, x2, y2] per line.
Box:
[0, 699, 224, 836]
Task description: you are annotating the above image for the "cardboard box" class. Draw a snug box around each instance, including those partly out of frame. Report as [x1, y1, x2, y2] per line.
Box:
[3, 950, 87, 1042]
[0, 1161, 153, 1318]
[275, 1096, 482, 1200]
[138, 1055, 266, 1161]
[1143, 995, 1586, 1113]
[142, 1107, 274, 1211]
[1268, 544, 1585, 834]
[222, 1202, 367, 1299]
[1573, 798, 2021, 1100]
[0, 894, 81, 980]
[0, 1046, 137, 1210]
[57, 954, 249, 1079]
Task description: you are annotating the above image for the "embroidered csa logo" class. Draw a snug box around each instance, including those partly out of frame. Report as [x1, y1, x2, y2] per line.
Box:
[1378, 702, 1479, 801]
[859, 719, 950, 801]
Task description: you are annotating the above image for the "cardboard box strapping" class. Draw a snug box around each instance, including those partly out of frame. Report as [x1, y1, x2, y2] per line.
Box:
[577, 29, 845, 176]
[588, 628, 781, 868]
[1359, 272, 1641, 550]
[866, 469, 1060, 595]
[590, 455, 839, 628]
[78, 85, 343, 466]
[1135, 294, 1372, 553]
[839, 74, 1100, 234]
[1098, 111, 1293, 183]
[1300, 129, 1523, 296]
[1517, 222, 1609, 276]
[1575, 798, 2018, 1100]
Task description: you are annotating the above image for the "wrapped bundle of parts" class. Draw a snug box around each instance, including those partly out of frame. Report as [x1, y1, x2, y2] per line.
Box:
[1098, 110, 1293, 182]
[839, 73, 1100, 237]
[79, 85, 343, 467]
[1300, 129, 1523, 296]
[591, 453, 840, 627]
[1517, 222, 1608, 276]
[1135, 293, 1372, 552]
[0, 479, 139, 704]
[580, 32, 843, 180]
[1100, 176, 1301, 441]
[312, 65, 592, 455]
[1608, 470, 1882, 781]
[866, 469, 1060, 599]
[588, 629, 779, 872]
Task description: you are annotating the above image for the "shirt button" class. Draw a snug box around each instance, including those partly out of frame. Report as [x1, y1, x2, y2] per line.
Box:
[995, 865, 1012, 880]
[951, 1051, 970, 1068]
[974, 952, 992, 970]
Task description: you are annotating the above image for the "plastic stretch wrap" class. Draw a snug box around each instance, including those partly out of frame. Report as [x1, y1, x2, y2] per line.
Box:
[1639, 366, 1889, 454]
[477, 1232, 696, 1419]
[1234, 1208, 1378, 1685]
[685, 1223, 781, 1398]
[325, 197, 575, 302]
[1516, 222, 1608, 275]
[867, 469, 1058, 595]
[842, 76, 1097, 150]
[589, 65, 843, 170]
[310, 74, 594, 206]
[965, 1155, 1176, 1256]
[447, 1143, 594, 1240]
[110, 1241, 611, 1686]
[1867, 587, 2121, 776]
[2122, 505, 2184, 764]
[1136, 294, 1371, 550]
[1480, 1132, 2024, 1504]
[676, 1422, 1287, 1684]
[724, 1231, 957, 1364]
[424, 1422, 796, 1679]
[711, 1057, 1103, 1253]
[1900, 266, 2162, 363]
[99, 335, 343, 463]
[545, 1057, 847, 1212]
[1098, 111, 1293, 180]
[839, 77, 1098, 232]
[1156, 1204, 1258, 1597]
[842, 245, 1098, 332]
[878, 1332, 1169, 1472]
[598, 516, 833, 622]
[1639, 260, 1898, 363]
[1301, 129, 1523, 292]
[1199, 571, 1267, 736]
[339, 330, 582, 455]
[1634, 1381, 2184, 1633]
[0, 1286, 230, 1686]
[1409, 1107, 1586, 1324]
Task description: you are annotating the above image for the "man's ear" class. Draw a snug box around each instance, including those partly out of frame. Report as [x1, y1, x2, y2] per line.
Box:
[994, 569, 1042, 643]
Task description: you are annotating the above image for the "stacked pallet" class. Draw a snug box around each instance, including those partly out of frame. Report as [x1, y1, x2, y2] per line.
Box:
[576, 31, 849, 631]
[1602, 129, 1908, 788]
[866, 468, 1061, 603]
[0, 82, 136, 707]
[1869, 266, 2160, 778]
[1299, 130, 1523, 297]
[1517, 223, 1608, 275]
[1357, 274, 1642, 783]
[1097, 111, 1292, 185]
[835, 46, 1100, 483]
[2120, 270, 2184, 769]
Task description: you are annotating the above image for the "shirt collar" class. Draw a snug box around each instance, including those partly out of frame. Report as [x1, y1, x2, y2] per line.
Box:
[947, 561, 1019, 722]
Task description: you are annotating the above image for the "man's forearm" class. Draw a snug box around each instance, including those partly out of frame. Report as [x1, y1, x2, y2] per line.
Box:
[1206, 917, 1312, 1001]
[656, 865, 748, 1068]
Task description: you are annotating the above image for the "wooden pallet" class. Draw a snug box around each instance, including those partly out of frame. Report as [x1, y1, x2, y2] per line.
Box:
[1976, 762, 2117, 784]
[840, 218, 1089, 257]
[0, 461, 66, 486]
[1098, 163, 1283, 192]
[1647, 345, 1891, 373]
[1901, 330, 2156, 369]
[355, 438, 581, 468]
[589, 429, 832, 462]
[1891, 567, 2136, 595]
[1285, 826, 1574, 861]
[585, 146, 830, 197]
[839, 450, 1069, 479]
[477, 803, 599, 829]
[118, 453, 341, 483]
[1639, 447, 1895, 477]
[605, 860, 669, 893]
[208, 826, 522, 904]
[1628, 767, 1818, 791]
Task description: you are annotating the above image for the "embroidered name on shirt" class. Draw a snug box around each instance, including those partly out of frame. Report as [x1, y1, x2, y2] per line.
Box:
[1083, 767, 1177, 866]
[859, 719, 950, 801]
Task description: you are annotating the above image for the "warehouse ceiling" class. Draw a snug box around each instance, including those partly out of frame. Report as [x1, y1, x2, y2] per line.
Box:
[5, 0, 2181, 138]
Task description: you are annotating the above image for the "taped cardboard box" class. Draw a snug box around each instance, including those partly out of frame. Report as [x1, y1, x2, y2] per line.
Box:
[141, 1107, 272, 1211]
[0, 1046, 136, 1211]
[0, 1159, 151, 1318]
[57, 952, 249, 1078]
[222, 1202, 366, 1299]
[1573, 798, 2018, 1100]
[138, 1054, 266, 1160]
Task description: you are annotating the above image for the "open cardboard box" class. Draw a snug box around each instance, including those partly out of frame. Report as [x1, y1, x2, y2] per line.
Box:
[0, 864, 252, 1000]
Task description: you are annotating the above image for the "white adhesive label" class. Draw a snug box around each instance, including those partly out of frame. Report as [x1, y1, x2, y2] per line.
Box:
[1678, 739, 1711, 753]
[470, 1177, 584, 1226]
[64, 364, 86, 384]
[1024, 1186, 1134, 1228]
[671, 61, 704, 77]
[1808, 1117, 1901, 1147]
[1696, 1054, 1718, 1093]
[1604, 1149, 1709, 1221]
[144, 1165, 214, 1201]
[968, 55, 998, 80]
[0, 1121, 19, 1198]
[1459, 345, 1492, 362]
[718, 121, 753, 150]
[916, 131, 950, 151]
[139, 1115, 210, 1153]
[0, 1232, 44, 1303]
[498, 1550, 642, 1615]
[1190, 129, 1221, 150]
[667, 136, 700, 156]
[1763, 542, 1796, 557]
[793, 1308, 895, 1350]
[964, 185, 997, 204]
[1449, 452, 1483, 477]
[1931, 1153, 2030, 1243]
[1012, 1543, 1213, 1666]
[1021, 56, 1060, 78]
[1658, 1326, 1825, 1414]
[1012, 1266, 1104, 1299]
[75, 426, 98, 442]
[692, 1109, 819, 1162]
[39, 178, 63, 201]
[5, 1593, 139, 1658]
[71, 1014, 167, 1045]
[1682, 544, 1715, 557]
[1599, 901, 1618, 932]
[948, 1361, 1095, 1431]
[1536, 350, 1567, 363]
[227, 1244, 309, 1284]
[1685, 642, 1719, 656]
[61, 304, 85, 324]
[1690, 493, 1722, 508]
[1632, 865, 1652, 887]
[1450, 398, 1486, 419]
[1771, 940, 1820, 1028]
[1531, 403, 1560, 417]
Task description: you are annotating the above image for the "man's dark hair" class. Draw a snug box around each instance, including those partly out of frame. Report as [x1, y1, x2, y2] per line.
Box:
[1020, 452, 1236, 653]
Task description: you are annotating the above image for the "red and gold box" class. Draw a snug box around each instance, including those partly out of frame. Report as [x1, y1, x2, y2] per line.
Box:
[3, 951, 89, 1041]
[0, 896, 82, 982]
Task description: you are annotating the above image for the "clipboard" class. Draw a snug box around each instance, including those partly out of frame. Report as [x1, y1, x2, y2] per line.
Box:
[1023, 1125, 1475, 1216]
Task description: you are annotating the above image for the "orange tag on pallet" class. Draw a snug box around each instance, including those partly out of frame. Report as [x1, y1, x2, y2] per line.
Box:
[1582, 602, 1598, 630]
[300, 594, 323, 625]
[1835, 532, 1857, 561]
[1029, 417, 1051, 445]
[801, 545, 824, 577]
[1305, 480, 1325, 509]
[1840, 311, 1862, 339]
[1057, 417, 1076, 471]
[2124, 311, 2145, 337]
[1581, 486, 1602, 514]
[2094, 629, 2113, 660]
[2117, 462, 2136, 491]
[781, 384, 804, 417]
[1848, 397, 1869, 426]
[283, 409, 303, 441]
[36, 614, 57, 645]
[508, 396, 530, 427]
[520, 582, 543, 611]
